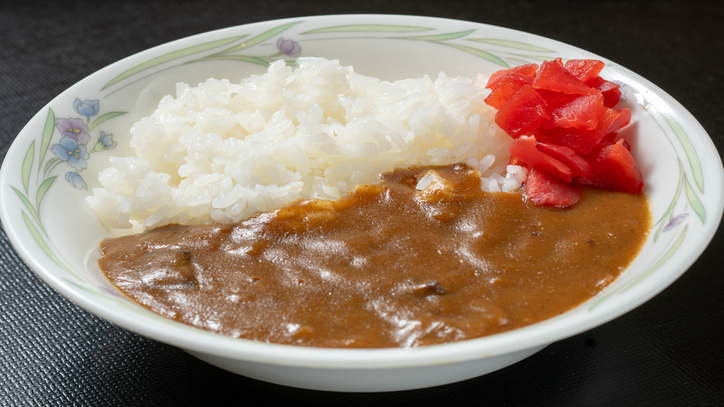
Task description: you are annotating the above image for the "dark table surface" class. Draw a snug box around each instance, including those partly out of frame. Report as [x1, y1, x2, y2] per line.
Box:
[1, 1, 723, 405]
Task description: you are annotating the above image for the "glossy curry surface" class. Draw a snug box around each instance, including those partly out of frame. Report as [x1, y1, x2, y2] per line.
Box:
[100, 164, 650, 348]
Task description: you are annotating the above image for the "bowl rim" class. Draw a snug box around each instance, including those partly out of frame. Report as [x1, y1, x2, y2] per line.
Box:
[1, 14, 722, 370]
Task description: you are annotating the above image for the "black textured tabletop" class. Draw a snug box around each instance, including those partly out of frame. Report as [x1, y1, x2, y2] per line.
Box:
[1, 1, 723, 406]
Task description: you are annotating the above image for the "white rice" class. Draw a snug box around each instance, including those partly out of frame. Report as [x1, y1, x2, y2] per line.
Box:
[87, 58, 524, 234]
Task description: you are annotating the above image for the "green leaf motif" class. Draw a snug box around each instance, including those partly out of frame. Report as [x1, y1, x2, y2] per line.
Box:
[653, 162, 684, 242]
[22, 211, 75, 276]
[44, 157, 59, 177]
[22, 141, 34, 194]
[467, 38, 554, 52]
[663, 113, 703, 193]
[88, 111, 127, 131]
[36, 176, 56, 209]
[440, 43, 509, 68]
[191, 55, 270, 67]
[302, 24, 433, 34]
[396, 29, 475, 42]
[684, 177, 706, 222]
[39, 108, 55, 171]
[101, 35, 248, 90]
[12, 186, 44, 234]
[623, 225, 688, 293]
[218, 21, 303, 54]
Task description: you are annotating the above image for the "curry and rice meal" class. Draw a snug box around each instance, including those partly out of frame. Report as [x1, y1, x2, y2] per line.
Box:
[90, 57, 651, 348]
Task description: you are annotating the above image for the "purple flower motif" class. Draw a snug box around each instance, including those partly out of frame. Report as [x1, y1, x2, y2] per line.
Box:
[65, 171, 88, 190]
[56, 118, 91, 145]
[276, 37, 301, 57]
[51, 136, 90, 171]
[73, 98, 100, 118]
[663, 213, 689, 232]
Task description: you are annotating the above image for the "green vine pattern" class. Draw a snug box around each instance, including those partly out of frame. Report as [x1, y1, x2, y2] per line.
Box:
[101, 22, 560, 91]
[11, 100, 126, 276]
[645, 110, 706, 242]
[102, 21, 305, 90]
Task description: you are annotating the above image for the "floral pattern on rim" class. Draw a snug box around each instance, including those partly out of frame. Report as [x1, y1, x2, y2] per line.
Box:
[46, 98, 121, 190]
[74, 98, 99, 118]
[56, 117, 91, 145]
[102, 21, 306, 90]
[50, 136, 90, 172]
[276, 37, 301, 57]
[100, 21, 563, 92]
[663, 213, 689, 232]
[10, 99, 126, 273]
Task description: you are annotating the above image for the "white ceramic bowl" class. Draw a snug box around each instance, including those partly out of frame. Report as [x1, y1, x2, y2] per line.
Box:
[1, 15, 722, 392]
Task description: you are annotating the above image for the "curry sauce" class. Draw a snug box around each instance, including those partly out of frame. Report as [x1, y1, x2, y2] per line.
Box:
[99, 164, 650, 348]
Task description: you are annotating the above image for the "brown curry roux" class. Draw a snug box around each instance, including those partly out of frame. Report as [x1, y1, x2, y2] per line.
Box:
[99, 164, 650, 348]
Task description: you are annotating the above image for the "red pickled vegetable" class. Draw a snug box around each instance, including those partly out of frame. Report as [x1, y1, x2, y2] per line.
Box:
[536, 107, 620, 155]
[486, 63, 539, 90]
[535, 142, 591, 177]
[590, 131, 630, 152]
[495, 85, 551, 139]
[482, 58, 644, 206]
[589, 76, 622, 108]
[524, 168, 581, 208]
[535, 89, 564, 105]
[508, 136, 573, 183]
[533, 58, 598, 96]
[579, 139, 643, 193]
[609, 108, 631, 133]
[564, 59, 605, 84]
[484, 73, 534, 110]
[542, 93, 605, 130]
[590, 131, 618, 152]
